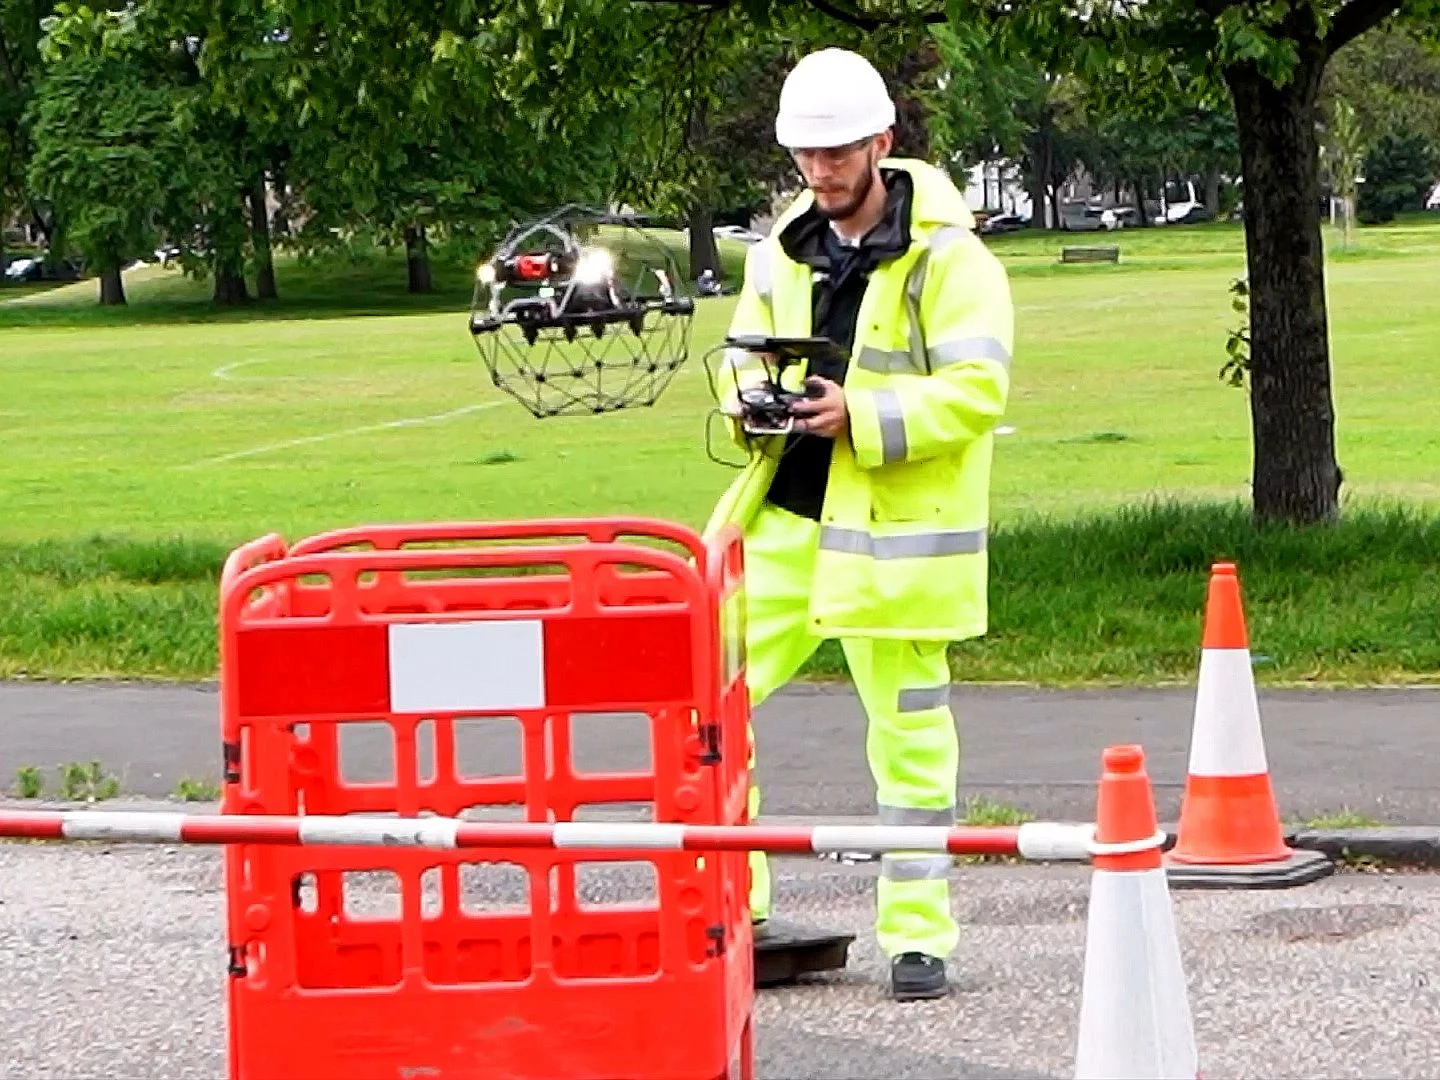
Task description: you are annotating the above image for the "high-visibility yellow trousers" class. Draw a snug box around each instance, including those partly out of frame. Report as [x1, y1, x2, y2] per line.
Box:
[742, 502, 961, 960]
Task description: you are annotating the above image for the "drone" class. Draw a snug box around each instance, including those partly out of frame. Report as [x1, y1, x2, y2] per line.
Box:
[468, 204, 697, 418]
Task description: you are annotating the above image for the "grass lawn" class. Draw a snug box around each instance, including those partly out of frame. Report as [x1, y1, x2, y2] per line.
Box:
[2, 215, 1439, 685]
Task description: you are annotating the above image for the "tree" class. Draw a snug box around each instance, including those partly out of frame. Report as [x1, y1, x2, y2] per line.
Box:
[603, 4, 935, 278]
[495, 1, 935, 277]
[1, 0, 55, 267]
[1357, 129, 1438, 220]
[1322, 23, 1440, 153]
[1320, 24, 1440, 231]
[935, 0, 1440, 524]
[247, 0, 629, 293]
[930, 22, 1037, 175]
[25, 6, 189, 304]
[465, 0, 1440, 523]
[1320, 95, 1365, 243]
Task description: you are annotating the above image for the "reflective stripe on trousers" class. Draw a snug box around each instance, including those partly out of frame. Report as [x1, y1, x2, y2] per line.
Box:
[740, 504, 962, 958]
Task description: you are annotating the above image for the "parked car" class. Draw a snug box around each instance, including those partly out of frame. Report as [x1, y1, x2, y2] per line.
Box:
[979, 213, 1029, 235]
[712, 225, 764, 244]
[3, 253, 81, 282]
[3, 256, 41, 282]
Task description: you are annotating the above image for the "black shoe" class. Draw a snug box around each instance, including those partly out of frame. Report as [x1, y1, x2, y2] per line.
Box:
[889, 952, 949, 1001]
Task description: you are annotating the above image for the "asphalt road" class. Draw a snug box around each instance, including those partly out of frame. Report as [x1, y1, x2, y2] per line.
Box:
[2, 680, 1439, 824]
[3, 841, 1440, 1079]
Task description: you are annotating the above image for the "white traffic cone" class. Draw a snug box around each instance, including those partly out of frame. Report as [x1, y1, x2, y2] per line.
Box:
[1074, 745, 1199, 1080]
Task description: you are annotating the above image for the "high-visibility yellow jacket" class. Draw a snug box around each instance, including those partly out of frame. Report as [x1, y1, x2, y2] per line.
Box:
[703, 158, 1014, 642]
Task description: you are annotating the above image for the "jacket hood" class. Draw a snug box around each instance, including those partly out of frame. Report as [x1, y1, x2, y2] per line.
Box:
[769, 157, 976, 240]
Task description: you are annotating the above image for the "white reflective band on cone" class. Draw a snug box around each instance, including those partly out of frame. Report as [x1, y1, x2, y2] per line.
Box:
[1188, 647, 1269, 776]
[1074, 867, 1198, 1079]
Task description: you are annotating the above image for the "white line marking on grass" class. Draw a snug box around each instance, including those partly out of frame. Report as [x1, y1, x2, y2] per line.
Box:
[212, 358, 284, 380]
[179, 402, 504, 468]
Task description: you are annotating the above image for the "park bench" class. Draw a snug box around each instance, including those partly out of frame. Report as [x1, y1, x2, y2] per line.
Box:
[1060, 245, 1121, 264]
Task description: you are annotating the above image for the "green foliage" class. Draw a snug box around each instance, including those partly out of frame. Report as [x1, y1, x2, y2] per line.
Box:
[1322, 23, 1440, 153]
[1357, 131, 1438, 223]
[0, 0, 50, 225]
[1221, 276, 1250, 388]
[263, 1, 618, 263]
[24, 6, 188, 284]
[929, 23, 1041, 169]
[1320, 95, 1365, 244]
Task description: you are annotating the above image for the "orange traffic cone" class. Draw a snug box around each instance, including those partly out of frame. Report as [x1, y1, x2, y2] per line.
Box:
[1075, 744, 1198, 1080]
[1165, 562, 1332, 888]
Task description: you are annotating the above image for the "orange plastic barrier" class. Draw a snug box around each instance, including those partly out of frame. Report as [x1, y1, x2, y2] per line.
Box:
[218, 519, 753, 1080]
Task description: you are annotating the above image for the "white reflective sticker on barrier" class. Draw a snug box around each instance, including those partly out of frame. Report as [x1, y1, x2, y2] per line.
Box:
[388, 620, 546, 713]
[298, 816, 460, 848]
[62, 811, 184, 843]
[809, 825, 951, 853]
[1016, 822, 1094, 861]
[552, 822, 686, 849]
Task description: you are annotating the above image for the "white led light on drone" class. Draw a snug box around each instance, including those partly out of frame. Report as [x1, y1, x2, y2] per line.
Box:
[575, 247, 615, 286]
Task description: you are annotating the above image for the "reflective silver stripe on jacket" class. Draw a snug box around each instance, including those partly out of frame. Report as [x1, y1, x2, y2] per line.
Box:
[902, 226, 970, 373]
[887, 224, 1011, 376]
[929, 335, 1011, 371]
[857, 338, 1010, 375]
[878, 805, 956, 882]
[872, 388, 907, 464]
[898, 684, 950, 712]
[819, 526, 987, 559]
[749, 243, 773, 303]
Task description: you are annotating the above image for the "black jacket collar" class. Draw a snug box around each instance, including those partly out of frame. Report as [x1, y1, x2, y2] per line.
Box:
[778, 167, 914, 273]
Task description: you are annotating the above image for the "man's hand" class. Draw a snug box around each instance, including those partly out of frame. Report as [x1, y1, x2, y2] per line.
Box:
[791, 376, 848, 438]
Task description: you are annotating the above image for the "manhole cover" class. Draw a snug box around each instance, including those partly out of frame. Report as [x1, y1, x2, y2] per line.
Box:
[1244, 902, 1415, 943]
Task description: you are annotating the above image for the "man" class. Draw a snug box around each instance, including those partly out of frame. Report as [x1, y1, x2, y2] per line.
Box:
[703, 47, 1014, 1002]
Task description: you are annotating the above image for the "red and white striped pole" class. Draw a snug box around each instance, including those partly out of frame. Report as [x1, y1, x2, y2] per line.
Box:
[0, 809, 1150, 862]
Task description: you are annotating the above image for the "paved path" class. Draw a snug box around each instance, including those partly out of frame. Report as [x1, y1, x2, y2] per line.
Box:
[3, 841, 1439, 1078]
[2, 680, 1438, 823]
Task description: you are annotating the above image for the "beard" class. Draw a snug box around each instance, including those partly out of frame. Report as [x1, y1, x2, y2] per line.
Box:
[813, 163, 875, 222]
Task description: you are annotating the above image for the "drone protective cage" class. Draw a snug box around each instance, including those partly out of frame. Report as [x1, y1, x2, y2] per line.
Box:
[467, 205, 698, 419]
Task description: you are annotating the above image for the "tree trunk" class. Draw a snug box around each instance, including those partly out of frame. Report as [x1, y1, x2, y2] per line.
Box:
[98, 265, 125, 305]
[1204, 168, 1222, 213]
[213, 264, 250, 304]
[1226, 58, 1341, 525]
[1133, 179, 1152, 227]
[405, 225, 431, 294]
[42, 221, 66, 273]
[1025, 121, 1052, 228]
[271, 156, 290, 237]
[248, 174, 277, 301]
[688, 206, 720, 281]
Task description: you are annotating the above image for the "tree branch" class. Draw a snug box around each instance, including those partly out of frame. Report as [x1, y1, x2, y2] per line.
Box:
[629, 0, 948, 27]
[1325, 0, 1402, 53]
[810, 0, 950, 25]
[807, 0, 884, 28]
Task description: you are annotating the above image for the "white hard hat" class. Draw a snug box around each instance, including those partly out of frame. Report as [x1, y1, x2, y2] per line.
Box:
[774, 48, 896, 150]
